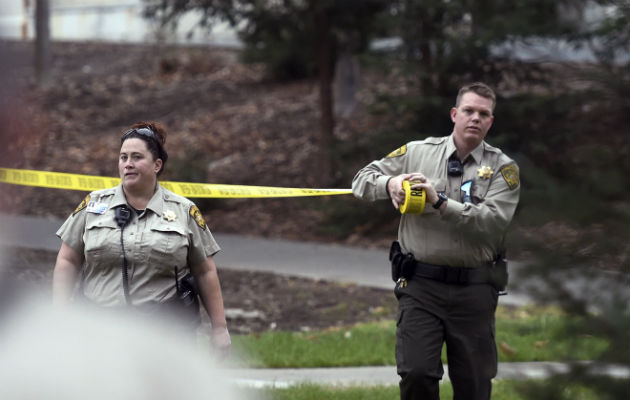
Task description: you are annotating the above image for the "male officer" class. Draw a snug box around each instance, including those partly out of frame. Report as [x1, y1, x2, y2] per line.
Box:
[352, 82, 519, 400]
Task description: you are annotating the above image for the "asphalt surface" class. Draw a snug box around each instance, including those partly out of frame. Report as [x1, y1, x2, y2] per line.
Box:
[1, 213, 628, 388]
[0, 213, 533, 306]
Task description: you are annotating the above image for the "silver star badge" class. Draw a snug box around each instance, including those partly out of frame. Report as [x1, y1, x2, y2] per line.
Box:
[163, 210, 177, 222]
[477, 166, 494, 180]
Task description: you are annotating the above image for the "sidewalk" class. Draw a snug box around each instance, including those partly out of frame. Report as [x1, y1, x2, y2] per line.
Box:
[225, 362, 630, 388]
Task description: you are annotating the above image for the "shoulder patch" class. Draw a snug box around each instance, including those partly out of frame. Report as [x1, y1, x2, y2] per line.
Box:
[189, 205, 207, 230]
[500, 164, 520, 190]
[73, 194, 91, 215]
[386, 145, 407, 158]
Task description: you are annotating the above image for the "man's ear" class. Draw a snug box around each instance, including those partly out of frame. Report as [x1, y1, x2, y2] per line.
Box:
[450, 107, 457, 123]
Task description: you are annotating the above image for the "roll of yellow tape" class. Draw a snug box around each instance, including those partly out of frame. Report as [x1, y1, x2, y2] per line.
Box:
[399, 180, 425, 215]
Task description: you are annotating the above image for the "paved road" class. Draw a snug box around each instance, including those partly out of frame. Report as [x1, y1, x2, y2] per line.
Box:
[0, 213, 532, 306]
[2, 213, 628, 388]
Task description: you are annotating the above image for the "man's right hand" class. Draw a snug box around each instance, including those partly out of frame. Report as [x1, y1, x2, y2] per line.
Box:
[387, 173, 425, 209]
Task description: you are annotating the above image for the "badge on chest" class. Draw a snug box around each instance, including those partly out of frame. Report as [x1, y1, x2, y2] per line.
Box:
[86, 201, 109, 214]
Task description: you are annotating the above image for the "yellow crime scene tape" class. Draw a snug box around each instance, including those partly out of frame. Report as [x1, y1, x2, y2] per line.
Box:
[399, 180, 425, 215]
[0, 168, 352, 198]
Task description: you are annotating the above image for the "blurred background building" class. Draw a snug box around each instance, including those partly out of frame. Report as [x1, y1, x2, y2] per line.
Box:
[0, 0, 241, 46]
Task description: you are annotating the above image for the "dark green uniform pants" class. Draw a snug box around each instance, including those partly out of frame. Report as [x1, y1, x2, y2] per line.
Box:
[395, 277, 498, 400]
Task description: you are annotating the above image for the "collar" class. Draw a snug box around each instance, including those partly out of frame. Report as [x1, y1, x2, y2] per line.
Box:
[111, 185, 129, 208]
[145, 184, 165, 216]
[447, 134, 485, 165]
[113, 183, 165, 216]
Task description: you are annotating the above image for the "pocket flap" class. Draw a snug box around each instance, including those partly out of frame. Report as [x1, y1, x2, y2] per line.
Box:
[150, 224, 186, 236]
[86, 215, 119, 230]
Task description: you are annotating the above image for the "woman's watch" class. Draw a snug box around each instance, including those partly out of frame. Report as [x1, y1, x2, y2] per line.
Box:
[433, 193, 448, 209]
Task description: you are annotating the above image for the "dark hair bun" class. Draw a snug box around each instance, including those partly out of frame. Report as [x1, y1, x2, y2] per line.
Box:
[129, 121, 167, 146]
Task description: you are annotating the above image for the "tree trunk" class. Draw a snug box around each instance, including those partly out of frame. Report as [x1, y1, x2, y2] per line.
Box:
[35, 0, 51, 86]
[315, 8, 336, 186]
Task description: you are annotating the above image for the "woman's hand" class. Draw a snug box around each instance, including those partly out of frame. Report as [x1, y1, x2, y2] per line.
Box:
[192, 256, 231, 359]
[211, 325, 232, 359]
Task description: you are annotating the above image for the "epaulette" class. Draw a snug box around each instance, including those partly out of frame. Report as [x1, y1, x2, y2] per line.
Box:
[422, 136, 447, 145]
[385, 136, 446, 158]
[91, 188, 115, 203]
[162, 187, 188, 205]
[98, 187, 116, 196]
[405, 136, 446, 151]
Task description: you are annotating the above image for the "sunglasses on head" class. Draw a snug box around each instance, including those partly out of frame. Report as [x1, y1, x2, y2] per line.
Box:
[122, 127, 158, 142]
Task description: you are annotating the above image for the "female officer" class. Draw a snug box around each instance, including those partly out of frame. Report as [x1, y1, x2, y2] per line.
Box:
[52, 121, 231, 354]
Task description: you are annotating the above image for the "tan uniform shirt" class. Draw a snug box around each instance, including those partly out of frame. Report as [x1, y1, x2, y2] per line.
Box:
[352, 134, 520, 267]
[57, 184, 220, 306]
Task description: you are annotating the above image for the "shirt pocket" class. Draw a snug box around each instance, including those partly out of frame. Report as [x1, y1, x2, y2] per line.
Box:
[147, 223, 189, 273]
[84, 216, 120, 264]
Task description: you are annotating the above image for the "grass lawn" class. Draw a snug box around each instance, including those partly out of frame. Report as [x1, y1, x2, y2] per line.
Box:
[227, 304, 609, 368]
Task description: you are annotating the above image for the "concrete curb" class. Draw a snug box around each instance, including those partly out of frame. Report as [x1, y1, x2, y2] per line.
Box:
[225, 362, 630, 388]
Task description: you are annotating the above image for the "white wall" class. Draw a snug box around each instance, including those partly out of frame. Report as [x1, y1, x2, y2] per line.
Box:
[0, 0, 241, 47]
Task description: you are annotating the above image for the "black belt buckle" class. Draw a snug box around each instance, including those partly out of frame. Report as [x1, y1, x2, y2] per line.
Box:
[442, 266, 469, 284]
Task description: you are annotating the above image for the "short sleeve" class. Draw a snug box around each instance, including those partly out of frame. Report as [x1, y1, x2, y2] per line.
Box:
[187, 203, 220, 266]
[56, 209, 88, 256]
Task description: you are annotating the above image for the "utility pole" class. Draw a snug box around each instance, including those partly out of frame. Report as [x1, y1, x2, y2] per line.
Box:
[35, 0, 51, 86]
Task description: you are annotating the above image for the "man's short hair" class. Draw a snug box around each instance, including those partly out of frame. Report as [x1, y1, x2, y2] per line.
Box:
[455, 82, 496, 111]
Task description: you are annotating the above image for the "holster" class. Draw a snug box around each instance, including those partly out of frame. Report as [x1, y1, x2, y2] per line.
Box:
[176, 273, 201, 328]
[389, 241, 416, 282]
[488, 253, 509, 294]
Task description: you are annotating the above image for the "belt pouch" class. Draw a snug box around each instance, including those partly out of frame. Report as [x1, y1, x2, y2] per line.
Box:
[489, 258, 508, 292]
[400, 254, 417, 279]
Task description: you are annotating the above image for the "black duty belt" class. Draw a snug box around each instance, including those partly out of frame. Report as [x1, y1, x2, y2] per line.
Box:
[389, 241, 508, 293]
[413, 261, 491, 285]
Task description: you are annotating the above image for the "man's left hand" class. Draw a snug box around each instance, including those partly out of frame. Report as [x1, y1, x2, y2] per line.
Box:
[409, 178, 439, 207]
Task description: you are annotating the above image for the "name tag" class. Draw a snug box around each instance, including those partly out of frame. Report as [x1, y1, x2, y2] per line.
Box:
[86, 201, 108, 214]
